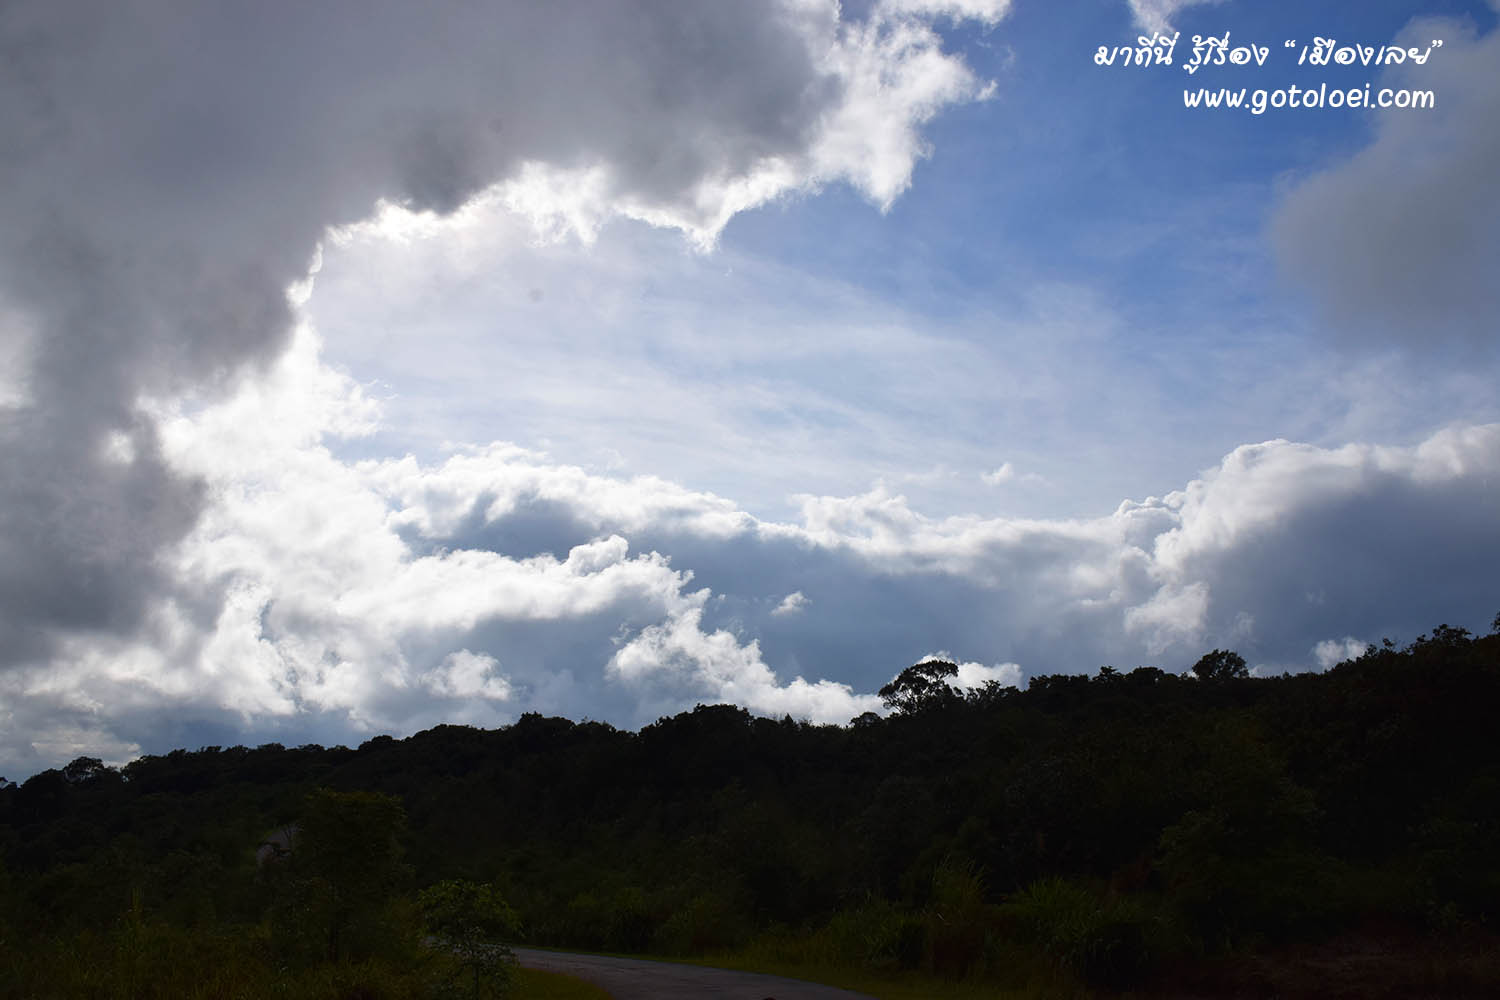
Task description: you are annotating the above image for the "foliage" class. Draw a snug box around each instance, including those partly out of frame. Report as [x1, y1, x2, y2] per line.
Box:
[3, 616, 1499, 994]
[1001, 877, 1166, 988]
[879, 659, 960, 713]
[0, 917, 440, 1000]
[820, 897, 927, 970]
[1190, 648, 1248, 681]
[419, 879, 520, 998]
[653, 885, 752, 955]
[267, 788, 414, 965]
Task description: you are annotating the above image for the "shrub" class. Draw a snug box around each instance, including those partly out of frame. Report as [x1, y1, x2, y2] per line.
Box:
[419, 879, 520, 999]
[823, 897, 926, 970]
[653, 888, 750, 955]
[1002, 877, 1163, 988]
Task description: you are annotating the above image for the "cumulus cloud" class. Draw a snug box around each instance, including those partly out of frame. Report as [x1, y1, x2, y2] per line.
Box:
[1124, 583, 1211, 655]
[0, 0, 1001, 676]
[983, 463, 1018, 485]
[917, 653, 1023, 690]
[423, 651, 513, 702]
[1312, 637, 1369, 670]
[1271, 16, 1500, 346]
[609, 600, 881, 723]
[772, 591, 811, 617]
[0, 323, 901, 773]
[981, 462, 1047, 488]
[3, 317, 1498, 778]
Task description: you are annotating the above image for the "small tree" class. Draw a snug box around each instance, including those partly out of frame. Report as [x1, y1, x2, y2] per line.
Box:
[269, 788, 410, 963]
[879, 659, 960, 713]
[420, 879, 520, 998]
[1191, 649, 1248, 682]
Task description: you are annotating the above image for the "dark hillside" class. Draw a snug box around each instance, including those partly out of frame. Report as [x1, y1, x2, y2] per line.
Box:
[3, 620, 1499, 996]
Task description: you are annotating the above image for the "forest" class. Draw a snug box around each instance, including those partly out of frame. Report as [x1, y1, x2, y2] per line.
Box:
[3, 618, 1498, 998]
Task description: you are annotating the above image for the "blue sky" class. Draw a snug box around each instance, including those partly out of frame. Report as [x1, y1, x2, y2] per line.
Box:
[2, 0, 1497, 778]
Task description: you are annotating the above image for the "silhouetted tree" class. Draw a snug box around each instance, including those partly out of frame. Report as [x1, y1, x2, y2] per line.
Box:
[1191, 649, 1248, 682]
[879, 659, 960, 713]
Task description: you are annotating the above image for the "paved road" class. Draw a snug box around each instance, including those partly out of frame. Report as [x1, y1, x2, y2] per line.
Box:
[514, 947, 877, 999]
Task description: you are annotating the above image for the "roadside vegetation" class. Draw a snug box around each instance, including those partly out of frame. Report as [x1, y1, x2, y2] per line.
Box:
[4, 615, 1499, 997]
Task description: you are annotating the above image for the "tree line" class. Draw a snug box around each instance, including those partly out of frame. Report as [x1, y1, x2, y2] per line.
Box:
[3, 617, 1499, 996]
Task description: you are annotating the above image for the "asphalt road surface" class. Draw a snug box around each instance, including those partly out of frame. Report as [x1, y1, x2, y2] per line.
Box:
[514, 947, 878, 999]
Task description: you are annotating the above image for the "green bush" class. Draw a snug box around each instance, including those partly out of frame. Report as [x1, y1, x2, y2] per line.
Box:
[1, 916, 440, 1000]
[822, 897, 926, 969]
[265, 789, 415, 966]
[556, 891, 609, 950]
[603, 886, 655, 952]
[653, 887, 750, 955]
[1001, 877, 1163, 988]
[923, 856, 990, 977]
[1158, 809, 1344, 945]
[419, 879, 520, 999]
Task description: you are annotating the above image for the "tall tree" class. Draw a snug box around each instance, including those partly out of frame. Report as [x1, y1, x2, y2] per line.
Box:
[274, 787, 410, 962]
[1191, 649, 1248, 682]
[879, 660, 961, 713]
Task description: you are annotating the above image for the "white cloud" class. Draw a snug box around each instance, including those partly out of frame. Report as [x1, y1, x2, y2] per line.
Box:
[3, 313, 1498, 776]
[1124, 582, 1211, 654]
[609, 600, 881, 723]
[0, 324, 891, 771]
[983, 463, 1017, 485]
[772, 591, 810, 617]
[1313, 637, 1369, 670]
[25, 727, 141, 773]
[1149, 428, 1500, 580]
[919, 653, 1023, 690]
[370, 446, 755, 543]
[423, 650, 513, 701]
[955, 660, 1022, 689]
[982, 462, 1047, 488]
[807, 13, 999, 219]
[437, 1, 1005, 250]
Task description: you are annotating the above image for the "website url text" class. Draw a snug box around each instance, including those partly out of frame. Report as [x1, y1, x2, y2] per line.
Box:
[1183, 83, 1436, 114]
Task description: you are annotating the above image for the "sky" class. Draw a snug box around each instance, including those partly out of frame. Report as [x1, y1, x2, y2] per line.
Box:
[2, 0, 1498, 779]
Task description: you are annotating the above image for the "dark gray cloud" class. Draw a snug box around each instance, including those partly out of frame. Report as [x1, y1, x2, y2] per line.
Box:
[1271, 16, 1500, 347]
[1156, 443, 1500, 666]
[0, 0, 989, 671]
